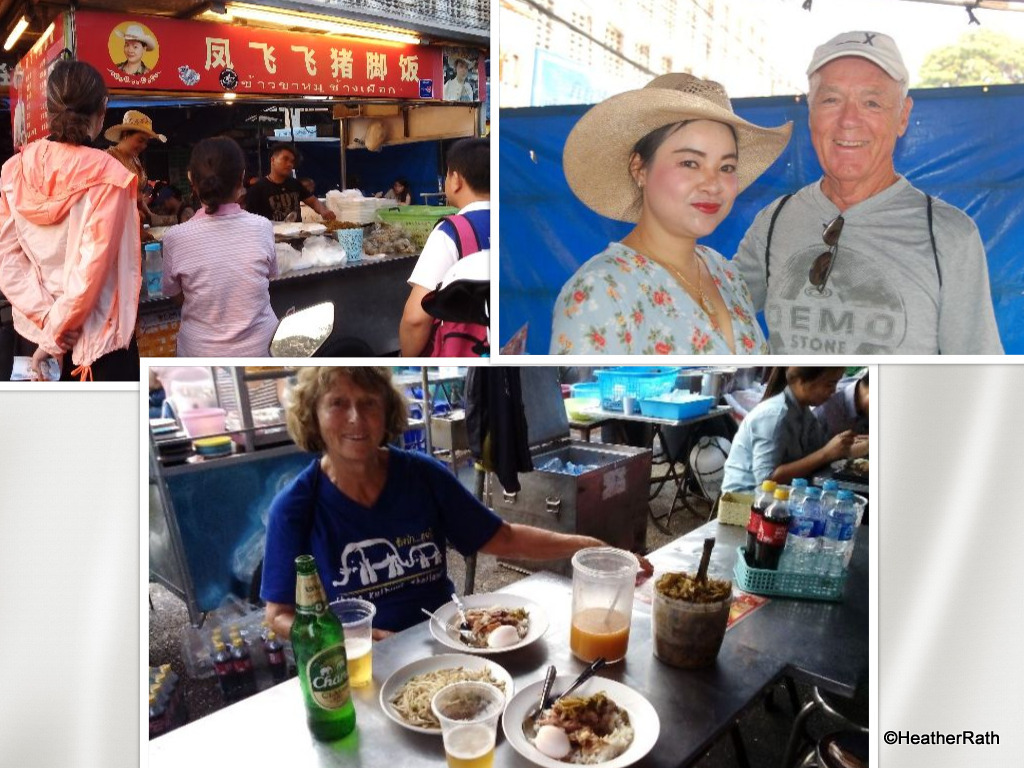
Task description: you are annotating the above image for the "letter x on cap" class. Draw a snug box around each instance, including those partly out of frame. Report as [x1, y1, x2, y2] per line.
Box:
[807, 31, 908, 87]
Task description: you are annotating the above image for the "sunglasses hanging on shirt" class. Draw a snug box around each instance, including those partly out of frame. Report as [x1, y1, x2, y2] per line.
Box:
[808, 215, 844, 293]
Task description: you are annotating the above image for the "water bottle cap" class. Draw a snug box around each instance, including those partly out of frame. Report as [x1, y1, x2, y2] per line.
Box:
[823, 480, 839, 490]
[806, 487, 822, 498]
[791, 478, 808, 488]
[837, 489, 854, 500]
[144, 242, 162, 251]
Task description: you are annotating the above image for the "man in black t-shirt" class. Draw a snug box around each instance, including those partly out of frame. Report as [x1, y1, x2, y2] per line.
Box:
[245, 144, 337, 222]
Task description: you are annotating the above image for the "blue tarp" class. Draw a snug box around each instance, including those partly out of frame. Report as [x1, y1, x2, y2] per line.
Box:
[499, 84, 1024, 354]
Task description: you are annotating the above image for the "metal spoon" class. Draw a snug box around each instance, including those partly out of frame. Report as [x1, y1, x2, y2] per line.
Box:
[450, 591, 472, 631]
[548, 657, 607, 705]
[522, 664, 558, 734]
[420, 607, 474, 645]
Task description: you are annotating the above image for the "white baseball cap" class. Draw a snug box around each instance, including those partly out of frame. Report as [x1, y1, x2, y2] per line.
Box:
[807, 31, 908, 92]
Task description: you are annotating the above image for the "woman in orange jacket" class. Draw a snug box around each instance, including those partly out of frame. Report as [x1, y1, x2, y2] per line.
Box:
[0, 60, 141, 381]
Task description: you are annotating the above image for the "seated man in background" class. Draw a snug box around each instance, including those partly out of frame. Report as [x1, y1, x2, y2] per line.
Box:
[814, 369, 869, 437]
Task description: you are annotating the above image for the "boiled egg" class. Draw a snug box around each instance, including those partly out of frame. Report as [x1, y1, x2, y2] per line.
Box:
[486, 624, 520, 648]
[534, 724, 572, 759]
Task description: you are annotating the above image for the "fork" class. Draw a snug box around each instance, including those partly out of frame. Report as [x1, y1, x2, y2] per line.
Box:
[450, 592, 472, 631]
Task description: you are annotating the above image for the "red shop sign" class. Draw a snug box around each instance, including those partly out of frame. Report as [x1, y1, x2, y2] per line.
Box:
[75, 9, 448, 99]
[10, 15, 68, 150]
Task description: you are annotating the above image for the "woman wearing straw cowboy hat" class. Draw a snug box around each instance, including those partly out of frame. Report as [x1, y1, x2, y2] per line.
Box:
[551, 74, 791, 355]
[105, 110, 165, 223]
[115, 23, 156, 75]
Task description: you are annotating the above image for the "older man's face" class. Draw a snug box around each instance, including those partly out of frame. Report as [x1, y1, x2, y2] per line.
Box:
[808, 57, 911, 189]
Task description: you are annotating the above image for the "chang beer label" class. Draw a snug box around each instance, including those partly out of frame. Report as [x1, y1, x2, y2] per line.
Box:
[306, 645, 350, 710]
[295, 571, 328, 614]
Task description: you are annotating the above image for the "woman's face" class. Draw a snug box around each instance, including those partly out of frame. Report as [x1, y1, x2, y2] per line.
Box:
[632, 120, 739, 240]
[792, 370, 845, 407]
[123, 40, 145, 65]
[315, 374, 387, 463]
[392, 181, 405, 195]
[120, 132, 150, 157]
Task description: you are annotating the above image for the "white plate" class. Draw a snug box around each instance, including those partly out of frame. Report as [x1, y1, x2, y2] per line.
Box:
[428, 593, 549, 654]
[502, 675, 660, 768]
[379, 653, 514, 735]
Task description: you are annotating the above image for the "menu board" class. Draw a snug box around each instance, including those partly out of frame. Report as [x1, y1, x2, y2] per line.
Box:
[9, 14, 68, 150]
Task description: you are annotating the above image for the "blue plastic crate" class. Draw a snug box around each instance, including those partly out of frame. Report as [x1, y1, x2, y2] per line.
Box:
[570, 382, 601, 399]
[638, 393, 715, 420]
[733, 547, 846, 601]
[593, 367, 679, 411]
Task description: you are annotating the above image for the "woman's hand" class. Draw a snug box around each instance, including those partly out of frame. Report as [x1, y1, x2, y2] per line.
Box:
[29, 347, 57, 380]
[824, 429, 856, 461]
[849, 435, 869, 459]
[372, 628, 395, 641]
[55, 327, 82, 351]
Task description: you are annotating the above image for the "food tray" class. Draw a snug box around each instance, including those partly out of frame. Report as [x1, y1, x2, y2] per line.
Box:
[716, 491, 754, 526]
[733, 547, 847, 601]
[593, 367, 679, 411]
[638, 393, 714, 420]
[376, 205, 458, 249]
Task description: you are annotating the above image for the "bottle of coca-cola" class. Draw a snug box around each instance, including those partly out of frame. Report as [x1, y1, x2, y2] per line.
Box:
[755, 487, 791, 570]
[746, 480, 777, 564]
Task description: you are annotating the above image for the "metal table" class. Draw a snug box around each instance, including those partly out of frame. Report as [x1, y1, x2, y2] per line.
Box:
[151, 530, 867, 766]
[589, 406, 733, 532]
[646, 519, 869, 698]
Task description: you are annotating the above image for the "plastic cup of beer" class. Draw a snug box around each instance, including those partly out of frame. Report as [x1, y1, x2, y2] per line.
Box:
[431, 681, 504, 768]
[570, 547, 639, 664]
[329, 598, 376, 687]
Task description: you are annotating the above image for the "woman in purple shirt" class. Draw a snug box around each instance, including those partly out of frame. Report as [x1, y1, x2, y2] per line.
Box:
[162, 137, 278, 356]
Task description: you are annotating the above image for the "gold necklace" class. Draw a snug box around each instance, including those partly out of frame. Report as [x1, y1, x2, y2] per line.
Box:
[665, 253, 718, 324]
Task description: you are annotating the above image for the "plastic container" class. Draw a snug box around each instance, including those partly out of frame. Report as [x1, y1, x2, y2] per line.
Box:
[144, 242, 164, 298]
[178, 407, 227, 438]
[593, 367, 679, 411]
[376, 205, 459, 249]
[733, 546, 847, 601]
[570, 547, 639, 664]
[638, 393, 715, 420]
[334, 227, 364, 261]
[652, 583, 732, 668]
[564, 397, 600, 421]
[570, 382, 601, 399]
[193, 436, 233, 458]
[716, 491, 754, 526]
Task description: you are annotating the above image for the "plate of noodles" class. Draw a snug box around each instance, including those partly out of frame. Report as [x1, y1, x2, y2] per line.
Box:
[503, 675, 659, 767]
[428, 593, 549, 654]
[379, 653, 514, 735]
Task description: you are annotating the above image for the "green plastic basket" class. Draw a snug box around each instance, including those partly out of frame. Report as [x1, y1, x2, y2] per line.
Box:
[376, 205, 459, 249]
[733, 546, 847, 601]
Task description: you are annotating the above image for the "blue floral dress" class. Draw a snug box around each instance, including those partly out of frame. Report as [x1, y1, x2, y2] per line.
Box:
[551, 242, 769, 355]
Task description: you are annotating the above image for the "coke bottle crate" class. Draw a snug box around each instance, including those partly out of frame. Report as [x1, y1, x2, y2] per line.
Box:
[733, 547, 847, 601]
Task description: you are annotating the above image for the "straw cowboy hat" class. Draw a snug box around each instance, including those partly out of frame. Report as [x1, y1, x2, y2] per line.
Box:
[104, 110, 167, 143]
[563, 73, 792, 222]
[116, 23, 156, 51]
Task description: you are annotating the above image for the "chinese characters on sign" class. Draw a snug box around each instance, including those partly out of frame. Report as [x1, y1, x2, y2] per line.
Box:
[72, 9, 465, 99]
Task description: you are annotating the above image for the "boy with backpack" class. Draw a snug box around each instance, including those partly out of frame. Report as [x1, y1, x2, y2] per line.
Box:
[399, 138, 490, 356]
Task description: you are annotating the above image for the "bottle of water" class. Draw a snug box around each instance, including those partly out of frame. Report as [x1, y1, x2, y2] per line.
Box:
[820, 489, 857, 576]
[780, 487, 822, 573]
[820, 479, 841, 520]
[788, 478, 809, 513]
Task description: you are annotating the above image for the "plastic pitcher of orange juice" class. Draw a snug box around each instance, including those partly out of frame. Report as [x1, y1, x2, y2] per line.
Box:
[570, 547, 639, 664]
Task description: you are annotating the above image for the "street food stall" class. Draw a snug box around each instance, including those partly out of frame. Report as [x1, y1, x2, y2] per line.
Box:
[9, 6, 489, 356]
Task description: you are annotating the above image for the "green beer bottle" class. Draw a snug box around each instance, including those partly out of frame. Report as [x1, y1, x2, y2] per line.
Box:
[292, 555, 357, 741]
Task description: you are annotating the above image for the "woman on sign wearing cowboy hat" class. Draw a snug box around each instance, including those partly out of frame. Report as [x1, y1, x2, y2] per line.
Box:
[105, 110, 165, 223]
[116, 24, 155, 75]
[551, 74, 791, 355]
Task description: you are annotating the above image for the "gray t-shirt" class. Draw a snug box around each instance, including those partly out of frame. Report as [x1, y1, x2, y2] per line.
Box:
[734, 176, 1003, 354]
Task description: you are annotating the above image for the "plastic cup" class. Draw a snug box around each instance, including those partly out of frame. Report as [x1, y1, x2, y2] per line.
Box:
[431, 681, 504, 768]
[570, 547, 639, 664]
[329, 598, 376, 687]
[652, 588, 733, 669]
[622, 395, 638, 415]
